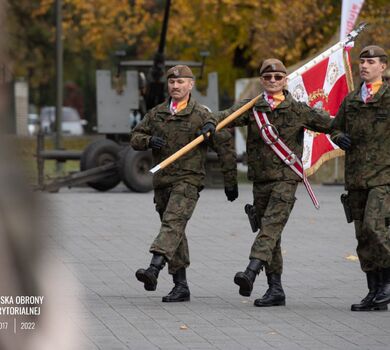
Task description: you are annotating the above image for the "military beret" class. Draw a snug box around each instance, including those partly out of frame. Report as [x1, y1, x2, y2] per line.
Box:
[259, 58, 287, 75]
[359, 45, 388, 58]
[166, 65, 194, 79]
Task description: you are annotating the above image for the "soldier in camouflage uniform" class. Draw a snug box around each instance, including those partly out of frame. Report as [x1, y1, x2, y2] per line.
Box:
[331, 45, 390, 312]
[202, 59, 334, 307]
[130, 65, 237, 302]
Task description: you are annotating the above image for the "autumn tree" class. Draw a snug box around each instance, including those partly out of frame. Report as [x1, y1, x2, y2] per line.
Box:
[163, 0, 341, 98]
[7, 1, 56, 106]
[7, 0, 156, 114]
[6, 0, 390, 119]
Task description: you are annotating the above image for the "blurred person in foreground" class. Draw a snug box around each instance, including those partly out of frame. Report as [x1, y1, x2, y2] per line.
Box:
[130, 65, 237, 302]
[331, 45, 390, 312]
[0, 2, 82, 346]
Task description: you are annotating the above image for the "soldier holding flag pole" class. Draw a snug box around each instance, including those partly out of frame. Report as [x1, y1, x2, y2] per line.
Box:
[201, 59, 336, 307]
[130, 65, 237, 303]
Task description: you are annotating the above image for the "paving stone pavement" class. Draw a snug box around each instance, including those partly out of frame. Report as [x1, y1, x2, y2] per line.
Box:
[41, 184, 390, 350]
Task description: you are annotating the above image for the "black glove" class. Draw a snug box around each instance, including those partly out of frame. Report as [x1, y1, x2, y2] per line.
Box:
[225, 184, 238, 202]
[335, 133, 351, 151]
[149, 136, 166, 149]
[201, 122, 216, 142]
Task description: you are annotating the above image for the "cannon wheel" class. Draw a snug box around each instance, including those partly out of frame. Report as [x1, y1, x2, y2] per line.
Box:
[80, 139, 121, 191]
[119, 147, 153, 193]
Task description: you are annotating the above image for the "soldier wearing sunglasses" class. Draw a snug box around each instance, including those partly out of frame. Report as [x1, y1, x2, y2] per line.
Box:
[201, 58, 335, 307]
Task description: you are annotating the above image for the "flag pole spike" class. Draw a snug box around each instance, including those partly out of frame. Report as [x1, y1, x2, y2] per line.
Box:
[345, 22, 367, 44]
[288, 23, 367, 82]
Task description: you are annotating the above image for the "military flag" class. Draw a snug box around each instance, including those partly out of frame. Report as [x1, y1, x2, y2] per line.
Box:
[288, 47, 353, 175]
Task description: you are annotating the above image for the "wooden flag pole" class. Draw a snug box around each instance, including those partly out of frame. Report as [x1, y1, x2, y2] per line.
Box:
[149, 23, 367, 174]
[150, 95, 260, 174]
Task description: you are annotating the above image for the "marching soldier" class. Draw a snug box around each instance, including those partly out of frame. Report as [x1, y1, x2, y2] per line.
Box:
[201, 59, 334, 307]
[130, 65, 238, 302]
[331, 45, 390, 311]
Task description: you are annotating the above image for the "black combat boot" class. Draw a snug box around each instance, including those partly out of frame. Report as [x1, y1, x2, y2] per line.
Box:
[234, 259, 264, 297]
[351, 271, 388, 311]
[254, 273, 286, 307]
[135, 254, 166, 291]
[373, 267, 390, 307]
[162, 268, 190, 302]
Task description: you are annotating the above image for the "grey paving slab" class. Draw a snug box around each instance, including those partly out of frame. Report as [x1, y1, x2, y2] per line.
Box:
[41, 184, 390, 349]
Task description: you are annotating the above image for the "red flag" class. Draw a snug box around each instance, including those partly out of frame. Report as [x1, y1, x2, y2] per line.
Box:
[288, 48, 352, 175]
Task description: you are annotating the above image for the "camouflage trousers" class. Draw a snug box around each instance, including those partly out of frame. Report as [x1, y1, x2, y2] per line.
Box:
[150, 182, 199, 274]
[348, 185, 390, 272]
[250, 180, 298, 275]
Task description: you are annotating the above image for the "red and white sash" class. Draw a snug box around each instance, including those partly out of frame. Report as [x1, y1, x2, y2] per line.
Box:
[252, 108, 320, 209]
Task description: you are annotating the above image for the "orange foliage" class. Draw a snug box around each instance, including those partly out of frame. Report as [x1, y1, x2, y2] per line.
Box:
[7, 0, 390, 99]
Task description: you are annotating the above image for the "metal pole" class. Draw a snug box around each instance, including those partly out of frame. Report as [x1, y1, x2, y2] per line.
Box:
[55, 0, 63, 152]
[158, 0, 171, 55]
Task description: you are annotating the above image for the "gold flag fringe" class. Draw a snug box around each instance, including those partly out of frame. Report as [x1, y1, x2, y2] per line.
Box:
[305, 149, 345, 177]
[343, 49, 355, 92]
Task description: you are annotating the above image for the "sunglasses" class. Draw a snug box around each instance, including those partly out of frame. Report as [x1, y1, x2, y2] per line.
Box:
[261, 74, 286, 81]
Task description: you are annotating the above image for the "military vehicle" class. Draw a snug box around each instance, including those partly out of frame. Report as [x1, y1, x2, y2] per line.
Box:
[38, 0, 221, 193]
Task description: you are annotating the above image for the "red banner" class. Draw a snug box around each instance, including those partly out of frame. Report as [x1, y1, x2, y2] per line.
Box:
[288, 48, 352, 175]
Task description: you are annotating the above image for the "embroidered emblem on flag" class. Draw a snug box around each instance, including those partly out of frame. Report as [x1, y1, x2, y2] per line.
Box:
[288, 48, 351, 175]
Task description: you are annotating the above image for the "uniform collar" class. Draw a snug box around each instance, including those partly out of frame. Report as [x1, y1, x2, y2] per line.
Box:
[254, 89, 292, 111]
[158, 95, 196, 116]
[352, 81, 388, 103]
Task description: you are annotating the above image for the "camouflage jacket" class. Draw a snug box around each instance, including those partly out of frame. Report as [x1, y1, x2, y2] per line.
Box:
[331, 83, 390, 190]
[130, 97, 237, 189]
[208, 90, 332, 183]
